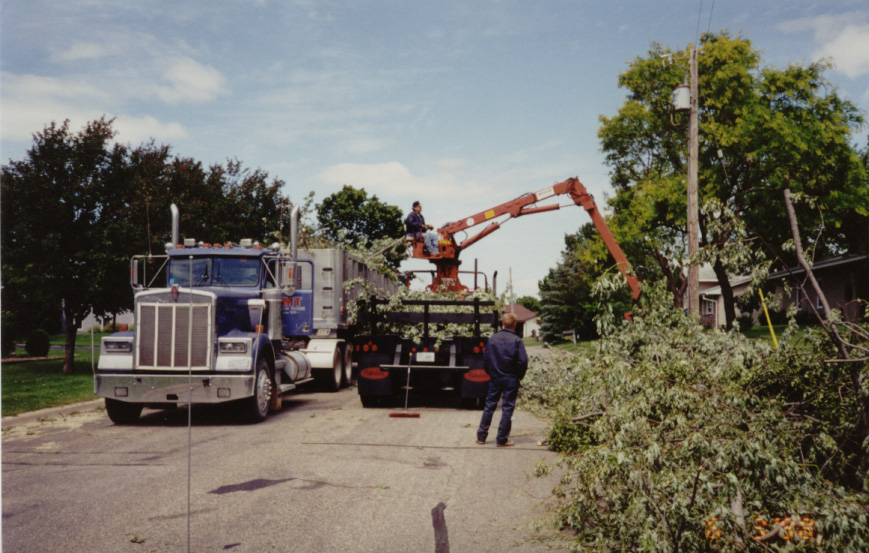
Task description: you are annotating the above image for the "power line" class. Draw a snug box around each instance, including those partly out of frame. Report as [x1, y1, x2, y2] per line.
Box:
[707, 0, 716, 35]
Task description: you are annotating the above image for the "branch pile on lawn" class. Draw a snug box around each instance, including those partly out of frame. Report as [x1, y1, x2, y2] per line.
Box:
[523, 282, 868, 552]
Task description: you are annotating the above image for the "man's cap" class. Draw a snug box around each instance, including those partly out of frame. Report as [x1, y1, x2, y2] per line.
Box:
[412, 201, 421, 208]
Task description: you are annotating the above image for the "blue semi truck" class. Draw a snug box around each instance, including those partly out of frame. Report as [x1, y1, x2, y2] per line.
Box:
[95, 205, 397, 423]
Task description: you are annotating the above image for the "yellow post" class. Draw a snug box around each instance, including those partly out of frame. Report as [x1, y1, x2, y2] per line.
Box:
[758, 289, 779, 350]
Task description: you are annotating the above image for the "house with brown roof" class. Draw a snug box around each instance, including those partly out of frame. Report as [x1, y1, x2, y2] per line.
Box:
[767, 255, 868, 322]
[504, 304, 540, 339]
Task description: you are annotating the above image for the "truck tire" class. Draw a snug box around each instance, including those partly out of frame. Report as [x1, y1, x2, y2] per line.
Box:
[105, 398, 143, 425]
[341, 343, 354, 387]
[315, 349, 342, 392]
[243, 359, 272, 423]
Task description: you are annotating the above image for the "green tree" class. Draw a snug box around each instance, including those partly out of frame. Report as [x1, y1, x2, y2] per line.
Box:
[1, 118, 128, 372]
[316, 185, 405, 268]
[515, 295, 541, 313]
[1, 119, 290, 372]
[599, 32, 867, 328]
[538, 225, 633, 342]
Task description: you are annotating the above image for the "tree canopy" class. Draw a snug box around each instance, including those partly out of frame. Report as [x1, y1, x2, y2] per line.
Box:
[587, 31, 867, 329]
[1, 118, 287, 372]
[316, 185, 405, 268]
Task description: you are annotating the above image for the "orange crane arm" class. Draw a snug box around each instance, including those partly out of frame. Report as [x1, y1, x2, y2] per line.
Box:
[433, 177, 640, 300]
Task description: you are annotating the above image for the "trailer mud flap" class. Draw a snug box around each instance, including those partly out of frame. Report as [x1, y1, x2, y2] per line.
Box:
[461, 368, 490, 399]
[358, 366, 393, 396]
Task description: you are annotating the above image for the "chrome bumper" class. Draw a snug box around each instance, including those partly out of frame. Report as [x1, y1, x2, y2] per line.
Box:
[94, 373, 255, 404]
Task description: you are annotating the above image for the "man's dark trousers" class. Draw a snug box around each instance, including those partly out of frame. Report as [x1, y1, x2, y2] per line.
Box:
[477, 375, 520, 445]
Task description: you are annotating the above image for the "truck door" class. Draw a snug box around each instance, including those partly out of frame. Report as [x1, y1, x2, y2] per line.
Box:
[280, 260, 314, 336]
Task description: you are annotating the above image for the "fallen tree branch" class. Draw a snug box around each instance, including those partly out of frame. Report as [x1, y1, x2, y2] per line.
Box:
[784, 188, 868, 434]
[572, 411, 604, 423]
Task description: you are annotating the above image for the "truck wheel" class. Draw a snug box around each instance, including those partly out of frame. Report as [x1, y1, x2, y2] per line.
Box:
[105, 398, 143, 425]
[243, 359, 271, 423]
[316, 349, 342, 392]
[341, 343, 354, 387]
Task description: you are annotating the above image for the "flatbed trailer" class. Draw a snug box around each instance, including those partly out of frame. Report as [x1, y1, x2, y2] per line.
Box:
[354, 297, 499, 408]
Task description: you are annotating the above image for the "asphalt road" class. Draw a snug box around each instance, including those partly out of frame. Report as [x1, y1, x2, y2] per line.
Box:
[2, 383, 567, 553]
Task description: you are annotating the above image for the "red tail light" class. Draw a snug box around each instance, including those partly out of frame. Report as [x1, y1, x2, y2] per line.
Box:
[360, 367, 389, 380]
[464, 369, 490, 382]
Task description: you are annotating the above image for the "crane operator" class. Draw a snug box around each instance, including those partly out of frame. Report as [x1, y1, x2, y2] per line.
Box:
[405, 201, 440, 257]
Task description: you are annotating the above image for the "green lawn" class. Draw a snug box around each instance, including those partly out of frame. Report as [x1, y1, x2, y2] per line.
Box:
[2, 335, 102, 417]
[741, 324, 788, 342]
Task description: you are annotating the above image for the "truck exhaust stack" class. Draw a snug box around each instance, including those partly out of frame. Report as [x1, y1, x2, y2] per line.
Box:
[290, 204, 299, 258]
[170, 203, 179, 247]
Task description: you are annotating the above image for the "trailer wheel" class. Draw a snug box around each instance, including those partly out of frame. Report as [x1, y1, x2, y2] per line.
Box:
[315, 349, 342, 392]
[243, 359, 271, 423]
[105, 398, 143, 425]
[341, 343, 354, 387]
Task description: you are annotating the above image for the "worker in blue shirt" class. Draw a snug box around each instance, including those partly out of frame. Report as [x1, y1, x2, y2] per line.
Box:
[476, 312, 528, 447]
[405, 201, 440, 257]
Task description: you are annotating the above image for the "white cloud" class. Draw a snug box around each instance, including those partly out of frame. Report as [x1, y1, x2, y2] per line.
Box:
[2, 72, 108, 102]
[113, 115, 189, 144]
[814, 24, 869, 78]
[0, 72, 110, 143]
[0, 71, 188, 149]
[779, 13, 869, 78]
[154, 57, 228, 104]
[341, 138, 388, 155]
[316, 161, 491, 206]
[49, 40, 116, 63]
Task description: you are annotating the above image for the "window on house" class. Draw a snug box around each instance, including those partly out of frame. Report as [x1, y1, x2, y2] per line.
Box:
[703, 299, 716, 315]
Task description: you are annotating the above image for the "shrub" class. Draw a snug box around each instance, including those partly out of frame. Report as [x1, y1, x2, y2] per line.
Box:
[522, 282, 869, 552]
[735, 310, 755, 330]
[25, 329, 51, 357]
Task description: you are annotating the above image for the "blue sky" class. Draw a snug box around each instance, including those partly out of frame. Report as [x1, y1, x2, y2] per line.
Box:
[2, 1, 868, 299]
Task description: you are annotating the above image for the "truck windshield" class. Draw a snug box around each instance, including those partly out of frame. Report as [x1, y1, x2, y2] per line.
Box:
[168, 256, 261, 287]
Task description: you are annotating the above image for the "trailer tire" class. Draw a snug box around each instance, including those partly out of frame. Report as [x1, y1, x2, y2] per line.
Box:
[315, 349, 342, 392]
[105, 398, 143, 425]
[243, 359, 271, 423]
[341, 343, 354, 387]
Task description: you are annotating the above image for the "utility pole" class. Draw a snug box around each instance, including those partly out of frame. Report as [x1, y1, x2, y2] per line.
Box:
[687, 47, 700, 316]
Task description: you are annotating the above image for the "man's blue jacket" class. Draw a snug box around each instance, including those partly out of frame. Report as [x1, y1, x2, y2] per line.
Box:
[483, 328, 528, 380]
[405, 211, 427, 234]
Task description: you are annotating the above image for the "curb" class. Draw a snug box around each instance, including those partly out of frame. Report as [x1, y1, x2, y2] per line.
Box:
[2, 398, 105, 429]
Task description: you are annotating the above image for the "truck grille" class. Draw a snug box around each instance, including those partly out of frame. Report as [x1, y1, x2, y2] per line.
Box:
[136, 302, 213, 370]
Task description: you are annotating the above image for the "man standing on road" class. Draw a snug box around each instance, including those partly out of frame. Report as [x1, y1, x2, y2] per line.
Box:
[476, 312, 528, 447]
